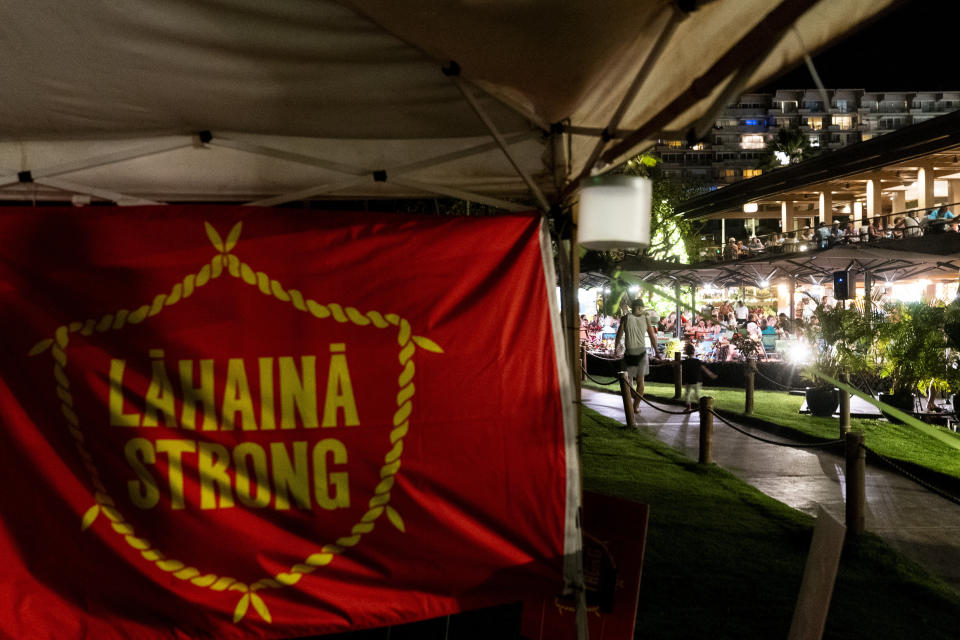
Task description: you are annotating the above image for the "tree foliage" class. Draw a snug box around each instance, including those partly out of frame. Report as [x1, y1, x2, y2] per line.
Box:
[616, 155, 708, 262]
[874, 302, 951, 395]
[756, 127, 815, 171]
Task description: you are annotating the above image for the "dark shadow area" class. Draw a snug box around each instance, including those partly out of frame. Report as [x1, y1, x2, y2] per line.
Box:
[290, 601, 523, 640]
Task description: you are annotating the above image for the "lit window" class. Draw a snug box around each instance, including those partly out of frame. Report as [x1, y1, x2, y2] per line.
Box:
[743, 169, 763, 178]
[862, 133, 874, 142]
[690, 143, 704, 151]
[740, 134, 765, 149]
[667, 140, 683, 148]
[833, 115, 853, 130]
[724, 168, 738, 178]
[807, 117, 823, 130]
[809, 135, 820, 147]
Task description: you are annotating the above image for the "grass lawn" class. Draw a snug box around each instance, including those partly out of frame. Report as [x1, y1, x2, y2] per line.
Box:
[580, 406, 960, 639]
[583, 379, 960, 485]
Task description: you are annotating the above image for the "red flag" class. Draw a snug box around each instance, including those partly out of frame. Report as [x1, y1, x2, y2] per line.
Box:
[0, 207, 579, 638]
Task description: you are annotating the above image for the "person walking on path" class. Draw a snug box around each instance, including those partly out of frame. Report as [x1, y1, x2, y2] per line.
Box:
[616, 298, 660, 414]
[681, 342, 718, 410]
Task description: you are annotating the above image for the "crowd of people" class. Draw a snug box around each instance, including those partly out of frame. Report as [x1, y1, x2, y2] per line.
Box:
[583, 297, 824, 364]
[720, 206, 956, 260]
[583, 297, 821, 412]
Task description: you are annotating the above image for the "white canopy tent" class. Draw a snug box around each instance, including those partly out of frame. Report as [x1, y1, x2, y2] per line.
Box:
[0, 0, 900, 207]
[0, 3, 907, 634]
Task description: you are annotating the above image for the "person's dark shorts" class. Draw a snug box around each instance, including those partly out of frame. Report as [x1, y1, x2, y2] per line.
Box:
[624, 352, 646, 367]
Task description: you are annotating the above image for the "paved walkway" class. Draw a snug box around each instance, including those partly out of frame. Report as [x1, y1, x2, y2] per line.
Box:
[582, 387, 960, 593]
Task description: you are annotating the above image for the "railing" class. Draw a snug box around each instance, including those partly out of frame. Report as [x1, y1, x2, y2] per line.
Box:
[696, 201, 960, 265]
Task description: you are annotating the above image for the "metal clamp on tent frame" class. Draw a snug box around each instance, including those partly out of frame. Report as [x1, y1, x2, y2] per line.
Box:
[210, 133, 532, 211]
[0, 137, 197, 205]
[442, 59, 552, 213]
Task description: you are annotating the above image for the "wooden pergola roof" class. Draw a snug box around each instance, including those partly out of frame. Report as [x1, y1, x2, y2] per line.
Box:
[677, 110, 960, 221]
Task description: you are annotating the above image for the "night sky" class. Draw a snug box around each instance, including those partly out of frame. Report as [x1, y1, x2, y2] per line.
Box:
[758, 2, 950, 92]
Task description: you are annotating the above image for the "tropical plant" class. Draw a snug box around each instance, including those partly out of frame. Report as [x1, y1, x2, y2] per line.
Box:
[599, 263, 631, 317]
[664, 338, 683, 360]
[805, 304, 879, 382]
[617, 154, 708, 263]
[756, 127, 814, 172]
[943, 297, 960, 394]
[874, 302, 950, 410]
[944, 296, 960, 350]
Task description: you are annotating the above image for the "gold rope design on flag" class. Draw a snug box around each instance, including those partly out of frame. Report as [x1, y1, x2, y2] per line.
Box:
[28, 221, 444, 625]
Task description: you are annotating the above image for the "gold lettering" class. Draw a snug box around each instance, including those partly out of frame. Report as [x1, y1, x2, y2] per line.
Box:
[322, 347, 359, 427]
[312, 438, 350, 510]
[279, 356, 318, 429]
[198, 442, 234, 510]
[258, 357, 276, 430]
[221, 358, 256, 431]
[271, 441, 309, 509]
[109, 359, 141, 427]
[179, 359, 217, 431]
[143, 354, 176, 427]
[124, 437, 159, 508]
[233, 443, 270, 508]
[156, 439, 196, 510]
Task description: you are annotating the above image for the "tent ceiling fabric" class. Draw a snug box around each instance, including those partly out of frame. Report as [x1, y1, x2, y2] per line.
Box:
[0, 0, 899, 204]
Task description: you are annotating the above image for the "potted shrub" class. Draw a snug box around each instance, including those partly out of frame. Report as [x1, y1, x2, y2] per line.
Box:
[802, 304, 876, 417]
[874, 302, 950, 422]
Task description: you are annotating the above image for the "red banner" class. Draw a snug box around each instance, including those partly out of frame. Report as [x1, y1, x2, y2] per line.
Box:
[0, 207, 579, 639]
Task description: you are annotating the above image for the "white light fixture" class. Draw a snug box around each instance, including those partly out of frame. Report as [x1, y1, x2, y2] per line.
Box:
[786, 342, 812, 365]
[577, 176, 652, 250]
[759, 279, 770, 288]
[743, 202, 758, 213]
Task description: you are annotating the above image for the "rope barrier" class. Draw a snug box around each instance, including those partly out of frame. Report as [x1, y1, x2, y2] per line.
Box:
[583, 371, 619, 386]
[707, 409, 844, 449]
[637, 394, 696, 415]
[586, 350, 671, 367]
[862, 444, 960, 507]
[752, 367, 800, 391]
[585, 351, 622, 362]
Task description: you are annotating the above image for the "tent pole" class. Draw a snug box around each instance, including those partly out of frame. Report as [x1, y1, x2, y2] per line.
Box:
[597, 0, 823, 168]
[555, 205, 588, 640]
[215, 131, 538, 179]
[247, 177, 372, 207]
[444, 64, 551, 212]
[573, 4, 685, 184]
[32, 176, 160, 206]
[389, 177, 528, 212]
[686, 52, 769, 142]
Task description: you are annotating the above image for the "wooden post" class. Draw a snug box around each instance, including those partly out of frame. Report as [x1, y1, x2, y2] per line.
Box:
[674, 285, 682, 341]
[673, 351, 682, 399]
[789, 277, 796, 321]
[864, 270, 872, 328]
[699, 396, 714, 464]
[744, 359, 756, 415]
[839, 373, 851, 435]
[580, 343, 587, 381]
[844, 431, 865, 535]
[619, 372, 635, 429]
